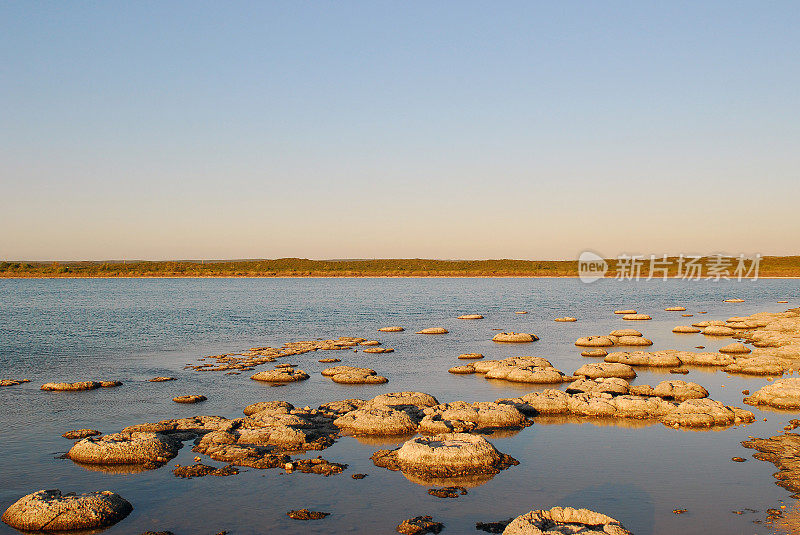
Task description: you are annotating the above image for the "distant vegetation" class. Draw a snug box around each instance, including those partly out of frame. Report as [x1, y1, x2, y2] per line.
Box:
[1, 256, 799, 278]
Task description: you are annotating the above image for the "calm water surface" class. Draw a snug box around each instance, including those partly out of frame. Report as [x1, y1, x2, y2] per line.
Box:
[1, 278, 799, 534]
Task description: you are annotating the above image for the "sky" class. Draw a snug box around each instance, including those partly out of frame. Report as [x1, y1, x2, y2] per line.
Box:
[1, 1, 798, 261]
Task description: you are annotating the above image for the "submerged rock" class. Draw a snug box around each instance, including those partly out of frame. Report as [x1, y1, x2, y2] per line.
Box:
[379, 326, 405, 332]
[458, 353, 484, 360]
[502, 506, 632, 535]
[41, 381, 101, 391]
[458, 314, 484, 320]
[428, 486, 468, 498]
[372, 433, 518, 480]
[149, 377, 176, 382]
[554, 317, 577, 322]
[172, 463, 239, 478]
[1, 489, 132, 531]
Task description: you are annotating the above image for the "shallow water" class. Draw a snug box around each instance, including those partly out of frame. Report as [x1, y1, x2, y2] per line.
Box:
[1, 277, 798, 534]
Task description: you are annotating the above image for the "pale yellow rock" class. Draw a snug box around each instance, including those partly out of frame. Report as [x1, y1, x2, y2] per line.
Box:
[623, 314, 651, 321]
[665, 306, 687, 311]
[614, 309, 637, 314]
[554, 317, 577, 322]
[416, 327, 448, 335]
[719, 342, 751, 354]
[492, 332, 538, 343]
[458, 314, 484, 320]
[673, 326, 701, 333]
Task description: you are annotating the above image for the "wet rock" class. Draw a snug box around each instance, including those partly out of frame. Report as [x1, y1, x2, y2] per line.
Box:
[609, 329, 643, 337]
[0, 379, 30, 387]
[614, 310, 637, 314]
[502, 506, 632, 535]
[614, 335, 653, 346]
[379, 326, 405, 332]
[554, 317, 577, 322]
[288, 457, 348, 476]
[623, 314, 651, 321]
[149, 377, 176, 382]
[651, 380, 709, 401]
[41, 381, 101, 391]
[62, 429, 101, 439]
[250, 369, 310, 383]
[678, 352, 734, 367]
[744, 378, 800, 409]
[449, 365, 475, 374]
[660, 399, 755, 428]
[732, 457, 747, 462]
[702, 325, 737, 336]
[573, 362, 636, 380]
[428, 486, 467, 498]
[351, 473, 367, 479]
[574, 336, 615, 347]
[742, 432, 800, 494]
[724, 298, 745, 303]
[515, 311, 528, 314]
[67, 432, 181, 466]
[458, 353, 484, 360]
[335, 406, 419, 436]
[100, 380, 123, 388]
[666, 306, 687, 311]
[725, 356, 791, 376]
[492, 332, 539, 343]
[396, 515, 443, 534]
[419, 401, 528, 434]
[371, 433, 518, 479]
[366, 392, 440, 410]
[317, 399, 365, 418]
[566, 377, 630, 396]
[605, 351, 682, 367]
[319, 358, 342, 363]
[321, 366, 388, 384]
[459, 314, 484, 319]
[172, 463, 239, 478]
[1, 489, 132, 531]
[670, 368, 689, 374]
[287, 509, 330, 520]
[243, 400, 295, 416]
[173, 395, 207, 404]
[692, 320, 727, 327]
[360, 340, 381, 346]
[363, 347, 394, 354]
[580, 349, 608, 357]
[673, 325, 701, 333]
[416, 327, 448, 335]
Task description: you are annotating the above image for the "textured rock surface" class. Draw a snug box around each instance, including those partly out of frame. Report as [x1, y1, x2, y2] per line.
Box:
[321, 366, 388, 384]
[419, 401, 528, 434]
[502, 506, 632, 535]
[744, 378, 800, 409]
[372, 433, 518, 479]
[416, 327, 448, 334]
[250, 368, 310, 383]
[67, 432, 181, 465]
[492, 332, 539, 343]
[396, 515, 444, 534]
[573, 362, 636, 379]
[2, 489, 132, 531]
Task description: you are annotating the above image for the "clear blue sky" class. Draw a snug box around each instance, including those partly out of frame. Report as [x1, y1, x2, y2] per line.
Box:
[2, 1, 798, 260]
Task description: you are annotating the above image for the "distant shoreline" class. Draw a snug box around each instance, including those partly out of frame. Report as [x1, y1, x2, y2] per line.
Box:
[2, 256, 799, 279]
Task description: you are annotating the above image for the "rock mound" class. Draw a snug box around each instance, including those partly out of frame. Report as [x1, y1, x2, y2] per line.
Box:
[492, 332, 539, 343]
[502, 506, 632, 535]
[67, 432, 181, 466]
[2, 490, 132, 531]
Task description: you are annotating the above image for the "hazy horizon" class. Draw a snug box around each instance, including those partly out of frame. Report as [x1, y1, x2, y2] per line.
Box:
[3, 2, 799, 261]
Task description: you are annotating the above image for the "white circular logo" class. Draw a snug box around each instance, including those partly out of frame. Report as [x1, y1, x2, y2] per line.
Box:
[578, 251, 608, 283]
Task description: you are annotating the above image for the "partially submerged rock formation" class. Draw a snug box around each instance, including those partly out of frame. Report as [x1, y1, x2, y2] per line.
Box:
[492, 332, 539, 343]
[0, 379, 29, 387]
[554, 317, 577, 322]
[502, 506, 632, 535]
[62, 429, 101, 439]
[416, 327, 448, 335]
[458, 314, 484, 319]
[418, 401, 529, 434]
[379, 326, 405, 332]
[573, 362, 637, 380]
[321, 366, 388, 384]
[333, 392, 438, 436]
[371, 433, 518, 480]
[576, 329, 652, 348]
[250, 368, 310, 383]
[396, 515, 444, 534]
[623, 314, 651, 321]
[67, 432, 181, 466]
[498, 389, 754, 429]
[742, 432, 800, 495]
[744, 378, 800, 409]
[41, 381, 120, 391]
[173, 395, 206, 403]
[1, 490, 132, 532]
[453, 357, 574, 384]
[287, 509, 330, 520]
